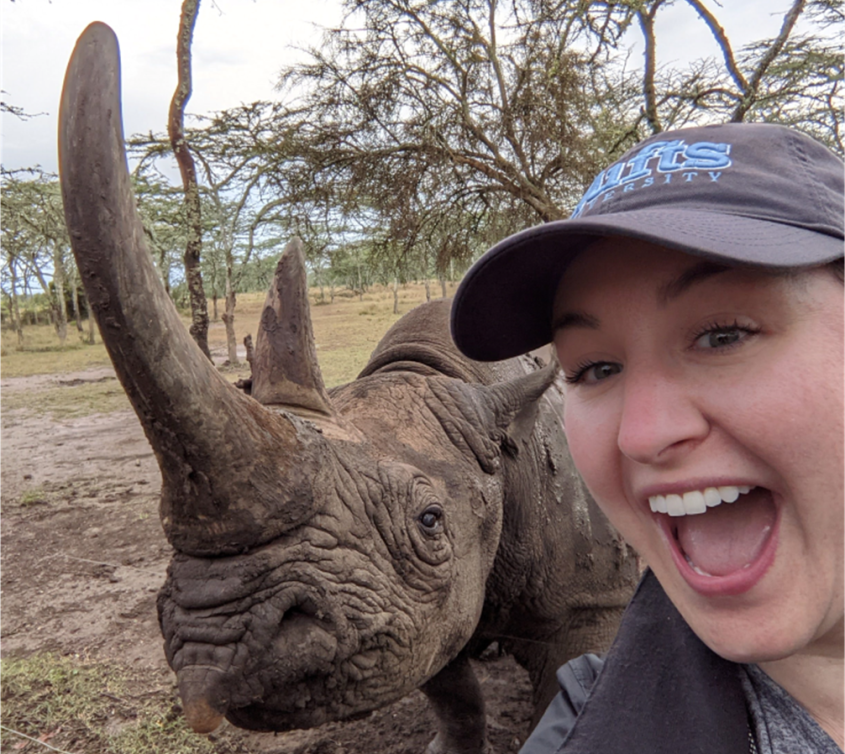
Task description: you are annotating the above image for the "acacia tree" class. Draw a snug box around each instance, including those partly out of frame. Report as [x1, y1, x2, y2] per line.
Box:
[267, 0, 842, 273]
[132, 172, 189, 299]
[1, 170, 75, 345]
[131, 102, 311, 364]
[1, 176, 31, 346]
[632, 0, 842, 144]
[274, 0, 608, 272]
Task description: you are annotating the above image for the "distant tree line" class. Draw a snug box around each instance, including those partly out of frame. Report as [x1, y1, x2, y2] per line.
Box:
[2, 0, 842, 352]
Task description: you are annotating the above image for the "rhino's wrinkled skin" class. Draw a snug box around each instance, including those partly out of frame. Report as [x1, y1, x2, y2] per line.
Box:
[59, 22, 640, 754]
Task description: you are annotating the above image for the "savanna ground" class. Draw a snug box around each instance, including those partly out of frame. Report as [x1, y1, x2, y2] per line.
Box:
[0, 282, 533, 754]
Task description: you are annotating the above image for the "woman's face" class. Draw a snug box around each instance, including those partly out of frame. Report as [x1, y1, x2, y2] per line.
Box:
[553, 238, 844, 664]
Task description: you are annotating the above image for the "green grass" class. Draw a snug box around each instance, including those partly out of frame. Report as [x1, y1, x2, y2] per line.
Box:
[0, 336, 114, 379]
[18, 487, 50, 507]
[0, 653, 221, 754]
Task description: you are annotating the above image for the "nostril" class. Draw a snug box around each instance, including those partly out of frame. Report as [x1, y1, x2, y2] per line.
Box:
[283, 603, 316, 622]
[281, 597, 334, 630]
[271, 603, 339, 680]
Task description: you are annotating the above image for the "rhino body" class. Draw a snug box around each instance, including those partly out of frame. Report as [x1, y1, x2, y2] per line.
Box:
[59, 23, 639, 754]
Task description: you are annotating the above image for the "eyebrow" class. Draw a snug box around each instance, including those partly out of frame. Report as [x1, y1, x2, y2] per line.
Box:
[551, 260, 735, 334]
[551, 310, 600, 332]
[657, 260, 733, 305]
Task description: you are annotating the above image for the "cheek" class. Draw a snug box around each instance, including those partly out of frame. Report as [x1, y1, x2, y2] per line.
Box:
[563, 400, 623, 511]
[564, 391, 666, 563]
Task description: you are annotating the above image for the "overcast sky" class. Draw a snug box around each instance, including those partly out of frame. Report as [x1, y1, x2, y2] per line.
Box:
[2, 1, 805, 174]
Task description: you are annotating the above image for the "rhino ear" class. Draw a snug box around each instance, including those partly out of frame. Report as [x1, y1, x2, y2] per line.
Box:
[482, 359, 560, 451]
[423, 359, 558, 475]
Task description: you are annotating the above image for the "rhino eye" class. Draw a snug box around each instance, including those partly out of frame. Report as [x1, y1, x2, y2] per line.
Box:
[417, 505, 444, 535]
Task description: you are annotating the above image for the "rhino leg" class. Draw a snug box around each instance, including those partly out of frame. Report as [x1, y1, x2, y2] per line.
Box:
[528, 604, 628, 728]
[421, 652, 489, 754]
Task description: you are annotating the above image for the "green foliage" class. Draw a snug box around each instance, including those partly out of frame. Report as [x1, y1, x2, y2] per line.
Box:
[108, 2, 842, 317]
[18, 487, 50, 507]
[1, 169, 76, 335]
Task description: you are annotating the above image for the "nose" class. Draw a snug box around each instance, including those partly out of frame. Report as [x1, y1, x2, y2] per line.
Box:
[616, 367, 709, 465]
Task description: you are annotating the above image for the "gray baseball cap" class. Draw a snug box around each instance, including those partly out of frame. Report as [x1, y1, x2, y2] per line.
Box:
[451, 122, 844, 362]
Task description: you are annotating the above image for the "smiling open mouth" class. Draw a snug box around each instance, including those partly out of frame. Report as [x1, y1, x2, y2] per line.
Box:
[650, 486, 778, 590]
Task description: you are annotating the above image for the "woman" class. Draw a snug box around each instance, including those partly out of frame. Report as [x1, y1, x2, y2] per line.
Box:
[450, 123, 843, 753]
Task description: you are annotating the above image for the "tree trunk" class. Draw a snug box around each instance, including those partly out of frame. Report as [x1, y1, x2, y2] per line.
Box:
[52, 246, 68, 345]
[424, 279, 431, 303]
[222, 286, 239, 365]
[87, 313, 96, 344]
[32, 252, 65, 345]
[7, 263, 24, 348]
[243, 333, 254, 370]
[393, 277, 399, 314]
[439, 276, 447, 298]
[330, 285, 335, 304]
[70, 269, 85, 335]
[159, 247, 172, 296]
[168, 0, 211, 360]
[212, 293, 219, 321]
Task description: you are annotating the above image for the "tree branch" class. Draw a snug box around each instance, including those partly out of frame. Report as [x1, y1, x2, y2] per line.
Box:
[731, 0, 806, 122]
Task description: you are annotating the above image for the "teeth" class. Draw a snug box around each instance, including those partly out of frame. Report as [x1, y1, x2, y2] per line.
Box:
[703, 487, 722, 507]
[719, 486, 740, 503]
[648, 485, 755, 516]
[666, 494, 684, 516]
[682, 490, 707, 515]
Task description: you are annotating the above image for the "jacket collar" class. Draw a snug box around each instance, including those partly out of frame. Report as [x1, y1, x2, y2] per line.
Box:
[562, 570, 750, 753]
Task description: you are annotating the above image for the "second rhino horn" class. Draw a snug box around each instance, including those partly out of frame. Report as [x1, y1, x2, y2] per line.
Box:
[250, 238, 334, 417]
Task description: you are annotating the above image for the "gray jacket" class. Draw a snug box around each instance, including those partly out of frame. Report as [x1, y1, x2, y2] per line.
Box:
[521, 571, 752, 754]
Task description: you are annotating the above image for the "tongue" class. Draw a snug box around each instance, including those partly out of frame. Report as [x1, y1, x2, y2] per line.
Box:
[676, 489, 776, 577]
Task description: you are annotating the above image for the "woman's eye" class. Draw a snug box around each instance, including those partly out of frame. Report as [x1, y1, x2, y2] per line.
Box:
[565, 361, 622, 386]
[693, 323, 760, 350]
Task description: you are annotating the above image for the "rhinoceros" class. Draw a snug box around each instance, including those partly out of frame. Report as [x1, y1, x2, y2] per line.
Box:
[58, 22, 639, 754]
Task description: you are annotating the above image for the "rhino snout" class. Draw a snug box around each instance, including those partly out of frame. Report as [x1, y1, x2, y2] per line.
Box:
[168, 594, 345, 730]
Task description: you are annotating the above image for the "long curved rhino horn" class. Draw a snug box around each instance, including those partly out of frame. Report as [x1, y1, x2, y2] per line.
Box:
[251, 238, 334, 416]
[59, 22, 327, 556]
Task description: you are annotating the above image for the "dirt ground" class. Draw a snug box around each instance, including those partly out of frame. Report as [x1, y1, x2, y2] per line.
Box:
[0, 354, 534, 753]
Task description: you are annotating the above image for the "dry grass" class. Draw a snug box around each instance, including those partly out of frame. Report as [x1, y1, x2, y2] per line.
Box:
[212, 282, 456, 387]
[0, 327, 113, 379]
[2, 378, 132, 419]
[0, 653, 231, 754]
[0, 281, 457, 415]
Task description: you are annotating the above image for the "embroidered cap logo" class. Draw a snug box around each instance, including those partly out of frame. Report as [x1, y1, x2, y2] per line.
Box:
[571, 140, 733, 219]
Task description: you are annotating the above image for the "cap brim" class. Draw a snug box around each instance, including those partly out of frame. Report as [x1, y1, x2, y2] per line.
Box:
[451, 208, 844, 362]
